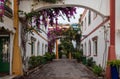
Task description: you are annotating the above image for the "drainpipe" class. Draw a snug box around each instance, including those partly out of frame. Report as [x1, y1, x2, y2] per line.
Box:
[106, 0, 116, 79]
[12, 0, 23, 75]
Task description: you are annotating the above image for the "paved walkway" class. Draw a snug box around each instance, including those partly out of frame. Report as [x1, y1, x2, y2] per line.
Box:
[24, 59, 97, 79]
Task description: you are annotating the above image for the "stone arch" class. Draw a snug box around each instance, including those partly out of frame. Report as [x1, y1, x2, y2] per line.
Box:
[19, 0, 109, 17]
[32, 0, 109, 17]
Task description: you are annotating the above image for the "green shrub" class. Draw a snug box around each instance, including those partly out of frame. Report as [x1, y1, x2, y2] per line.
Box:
[44, 52, 52, 61]
[59, 52, 62, 58]
[74, 52, 82, 62]
[44, 52, 55, 61]
[51, 53, 55, 59]
[86, 57, 95, 67]
[40, 56, 47, 64]
[92, 65, 103, 76]
[28, 56, 38, 69]
[28, 55, 47, 69]
[28, 53, 55, 69]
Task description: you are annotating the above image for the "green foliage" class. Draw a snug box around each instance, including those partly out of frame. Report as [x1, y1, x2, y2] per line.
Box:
[28, 56, 40, 69]
[92, 65, 103, 76]
[73, 52, 82, 62]
[86, 57, 95, 67]
[51, 53, 56, 59]
[59, 52, 63, 58]
[108, 60, 120, 71]
[108, 60, 120, 66]
[44, 52, 52, 61]
[44, 52, 55, 61]
[60, 40, 74, 53]
[40, 56, 47, 64]
[28, 53, 55, 69]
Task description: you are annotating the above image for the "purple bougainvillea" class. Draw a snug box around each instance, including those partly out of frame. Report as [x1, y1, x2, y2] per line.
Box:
[27, 7, 76, 30]
[26, 7, 77, 53]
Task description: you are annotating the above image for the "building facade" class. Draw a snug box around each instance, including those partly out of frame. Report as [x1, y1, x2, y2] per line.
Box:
[0, 0, 14, 75]
[80, 9, 110, 69]
[80, 0, 120, 70]
[0, 0, 48, 76]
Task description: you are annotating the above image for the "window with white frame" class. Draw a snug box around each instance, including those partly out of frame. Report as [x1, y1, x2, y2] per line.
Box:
[88, 40, 91, 56]
[92, 36, 98, 56]
[88, 10, 91, 25]
[37, 41, 40, 55]
[31, 37, 36, 55]
[84, 43, 87, 56]
[45, 44, 48, 52]
[42, 43, 44, 55]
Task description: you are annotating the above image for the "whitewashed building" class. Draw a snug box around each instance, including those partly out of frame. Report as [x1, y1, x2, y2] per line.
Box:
[0, 0, 15, 75]
[80, 0, 120, 69]
[0, 0, 49, 75]
[80, 9, 110, 69]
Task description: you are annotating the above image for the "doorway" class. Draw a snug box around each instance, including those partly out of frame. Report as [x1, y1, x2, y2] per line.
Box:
[0, 35, 10, 76]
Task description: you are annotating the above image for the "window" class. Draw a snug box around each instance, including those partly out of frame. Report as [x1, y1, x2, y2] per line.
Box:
[88, 11, 91, 25]
[37, 41, 40, 55]
[92, 36, 98, 56]
[88, 40, 91, 56]
[42, 43, 44, 55]
[45, 44, 48, 52]
[31, 37, 36, 55]
[0, 37, 10, 62]
[85, 17, 86, 30]
[84, 43, 87, 56]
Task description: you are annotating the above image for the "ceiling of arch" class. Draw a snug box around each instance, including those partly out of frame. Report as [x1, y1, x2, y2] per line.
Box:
[19, 0, 109, 17]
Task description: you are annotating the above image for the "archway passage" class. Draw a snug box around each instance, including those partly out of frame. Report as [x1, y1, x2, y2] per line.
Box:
[12, 1, 116, 79]
[19, 0, 109, 17]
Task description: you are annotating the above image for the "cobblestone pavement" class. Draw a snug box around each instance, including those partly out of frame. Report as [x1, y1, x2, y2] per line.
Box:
[23, 59, 97, 79]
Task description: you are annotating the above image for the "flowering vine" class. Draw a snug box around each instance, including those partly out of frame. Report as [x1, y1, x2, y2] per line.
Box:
[24, 7, 77, 53]
[47, 26, 63, 53]
[26, 7, 76, 30]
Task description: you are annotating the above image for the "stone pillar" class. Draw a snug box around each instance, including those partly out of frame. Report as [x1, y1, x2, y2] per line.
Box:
[106, 0, 116, 79]
[12, 0, 23, 75]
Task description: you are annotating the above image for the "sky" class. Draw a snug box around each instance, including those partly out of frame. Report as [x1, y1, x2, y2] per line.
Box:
[58, 7, 84, 24]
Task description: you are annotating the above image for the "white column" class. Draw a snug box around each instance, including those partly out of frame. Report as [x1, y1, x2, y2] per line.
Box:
[10, 33, 14, 75]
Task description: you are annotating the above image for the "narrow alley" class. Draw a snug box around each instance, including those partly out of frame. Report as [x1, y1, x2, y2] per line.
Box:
[0, 0, 120, 79]
[16, 59, 97, 79]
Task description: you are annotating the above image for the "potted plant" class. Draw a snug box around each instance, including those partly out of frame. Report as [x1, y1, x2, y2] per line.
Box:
[108, 60, 120, 79]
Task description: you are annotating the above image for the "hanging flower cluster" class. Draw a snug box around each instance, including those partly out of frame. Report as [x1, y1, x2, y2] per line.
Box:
[47, 26, 63, 53]
[25, 7, 77, 53]
[26, 7, 76, 30]
[0, 0, 4, 17]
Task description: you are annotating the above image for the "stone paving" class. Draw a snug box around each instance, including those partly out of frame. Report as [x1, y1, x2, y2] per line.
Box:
[22, 59, 98, 79]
